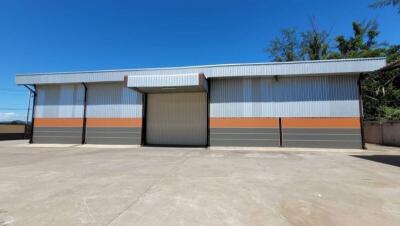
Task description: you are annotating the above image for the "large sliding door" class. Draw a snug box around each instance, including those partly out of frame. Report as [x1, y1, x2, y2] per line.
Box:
[146, 92, 207, 146]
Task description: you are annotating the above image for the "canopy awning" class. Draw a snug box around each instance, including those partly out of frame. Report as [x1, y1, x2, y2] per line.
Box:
[125, 73, 208, 93]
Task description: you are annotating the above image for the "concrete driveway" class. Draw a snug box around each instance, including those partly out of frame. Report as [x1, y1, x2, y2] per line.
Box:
[0, 140, 400, 226]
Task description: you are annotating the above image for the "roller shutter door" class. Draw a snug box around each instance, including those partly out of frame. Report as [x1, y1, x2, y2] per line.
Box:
[146, 92, 207, 146]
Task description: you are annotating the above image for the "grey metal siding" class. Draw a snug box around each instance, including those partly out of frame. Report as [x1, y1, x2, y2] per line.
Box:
[33, 127, 82, 144]
[210, 75, 360, 117]
[146, 92, 207, 146]
[282, 128, 362, 148]
[210, 128, 280, 147]
[85, 128, 141, 145]
[16, 58, 386, 85]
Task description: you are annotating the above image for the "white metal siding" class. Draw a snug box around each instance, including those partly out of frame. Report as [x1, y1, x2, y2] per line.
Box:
[86, 83, 142, 118]
[210, 75, 360, 117]
[35, 84, 84, 118]
[127, 73, 202, 87]
[146, 93, 207, 146]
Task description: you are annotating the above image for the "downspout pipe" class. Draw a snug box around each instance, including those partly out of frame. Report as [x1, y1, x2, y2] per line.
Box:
[24, 89, 32, 139]
[23, 85, 36, 144]
[81, 83, 88, 144]
[357, 74, 366, 149]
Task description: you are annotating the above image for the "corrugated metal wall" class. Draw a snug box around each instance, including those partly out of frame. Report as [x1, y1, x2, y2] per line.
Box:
[86, 83, 142, 118]
[85, 83, 142, 144]
[31, 75, 362, 148]
[209, 75, 362, 148]
[35, 84, 84, 118]
[210, 75, 360, 117]
[33, 84, 84, 143]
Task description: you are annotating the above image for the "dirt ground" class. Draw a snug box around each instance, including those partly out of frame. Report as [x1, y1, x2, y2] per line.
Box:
[0, 140, 399, 226]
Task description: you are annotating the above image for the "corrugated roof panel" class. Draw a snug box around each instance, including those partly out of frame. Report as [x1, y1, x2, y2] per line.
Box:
[15, 57, 386, 85]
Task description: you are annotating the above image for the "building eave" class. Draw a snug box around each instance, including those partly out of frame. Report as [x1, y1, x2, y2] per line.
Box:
[15, 57, 387, 85]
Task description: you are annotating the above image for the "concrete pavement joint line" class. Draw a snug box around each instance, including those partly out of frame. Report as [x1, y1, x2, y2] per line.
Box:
[82, 197, 95, 223]
[106, 152, 192, 225]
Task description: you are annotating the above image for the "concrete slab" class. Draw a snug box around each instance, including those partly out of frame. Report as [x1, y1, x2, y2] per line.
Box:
[14, 143, 78, 148]
[210, 146, 364, 153]
[0, 140, 399, 226]
[77, 144, 141, 149]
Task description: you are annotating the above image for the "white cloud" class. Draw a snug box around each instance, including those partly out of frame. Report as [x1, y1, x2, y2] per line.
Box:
[0, 112, 18, 121]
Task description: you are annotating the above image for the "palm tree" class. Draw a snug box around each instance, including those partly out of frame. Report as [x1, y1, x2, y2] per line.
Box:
[370, 0, 400, 12]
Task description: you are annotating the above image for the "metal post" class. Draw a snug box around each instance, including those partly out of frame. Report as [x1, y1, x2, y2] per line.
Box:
[23, 85, 36, 144]
[279, 117, 283, 147]
[206, 78, 210, 148]
[141, 93, 147, 146]
[81, 83, 88, 144]
[25, 92, 32, 138]
[357, 75, 366, 149]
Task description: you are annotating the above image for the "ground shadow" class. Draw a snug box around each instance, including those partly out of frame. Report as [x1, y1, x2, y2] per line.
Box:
[351, 155, 400, 168]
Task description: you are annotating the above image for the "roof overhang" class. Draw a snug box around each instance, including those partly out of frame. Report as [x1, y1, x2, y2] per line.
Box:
[125, 73, 207, 93]
[15, 57, 387, 85]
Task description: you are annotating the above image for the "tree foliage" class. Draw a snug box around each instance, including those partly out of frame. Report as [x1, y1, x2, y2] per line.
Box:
[332, 21, 400, 121]
[266, 19, 330, 61]
[328, 21, 387, 59]
[300, 18, 330, 60]
[266, 19, 400, 120]
[370, 0, 400, 12]
[362, 67, 400, 120]
[267, 28, 302, 62]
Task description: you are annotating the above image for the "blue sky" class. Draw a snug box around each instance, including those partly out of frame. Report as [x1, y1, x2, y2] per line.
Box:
[0, 0, 399, 122]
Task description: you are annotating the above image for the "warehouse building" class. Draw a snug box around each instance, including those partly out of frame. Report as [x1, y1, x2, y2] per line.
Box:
[16, 57, 386, 149]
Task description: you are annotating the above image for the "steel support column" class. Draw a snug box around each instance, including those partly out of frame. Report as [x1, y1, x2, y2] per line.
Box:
[358, 74, 366, 149]
[81, 83, 88, 144]
[23, 85, 36, 144]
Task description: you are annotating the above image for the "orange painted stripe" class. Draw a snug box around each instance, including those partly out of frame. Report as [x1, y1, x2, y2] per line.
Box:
[282, 117, 360, 128]
[210, 117, 278, 128]
[86, 118, 142, 128]
[34, 118, 83, 127]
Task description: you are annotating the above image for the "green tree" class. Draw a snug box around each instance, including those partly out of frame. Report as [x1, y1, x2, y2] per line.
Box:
[266, 19, 330, 61]
[300, 18, 330, 60]
[362, 65, 400, 120]
[267, 20, 400, 120]
[266, 28, 302, 62]
[370, 0, 400, 12]
[386, 45, 400, 62]
[328, 21, 386, 59]
[330, 21, 400, 120]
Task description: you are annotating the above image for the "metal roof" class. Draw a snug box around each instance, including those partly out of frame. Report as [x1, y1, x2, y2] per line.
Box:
[15, 57, 386, 85]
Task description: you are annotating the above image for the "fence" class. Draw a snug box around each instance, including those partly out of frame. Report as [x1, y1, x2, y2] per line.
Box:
[0, 124, 30, 140]
[363, 121, 400, 147]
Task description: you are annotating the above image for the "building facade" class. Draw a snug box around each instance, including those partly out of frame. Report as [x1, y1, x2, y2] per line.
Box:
[16, 58, 386, 149]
